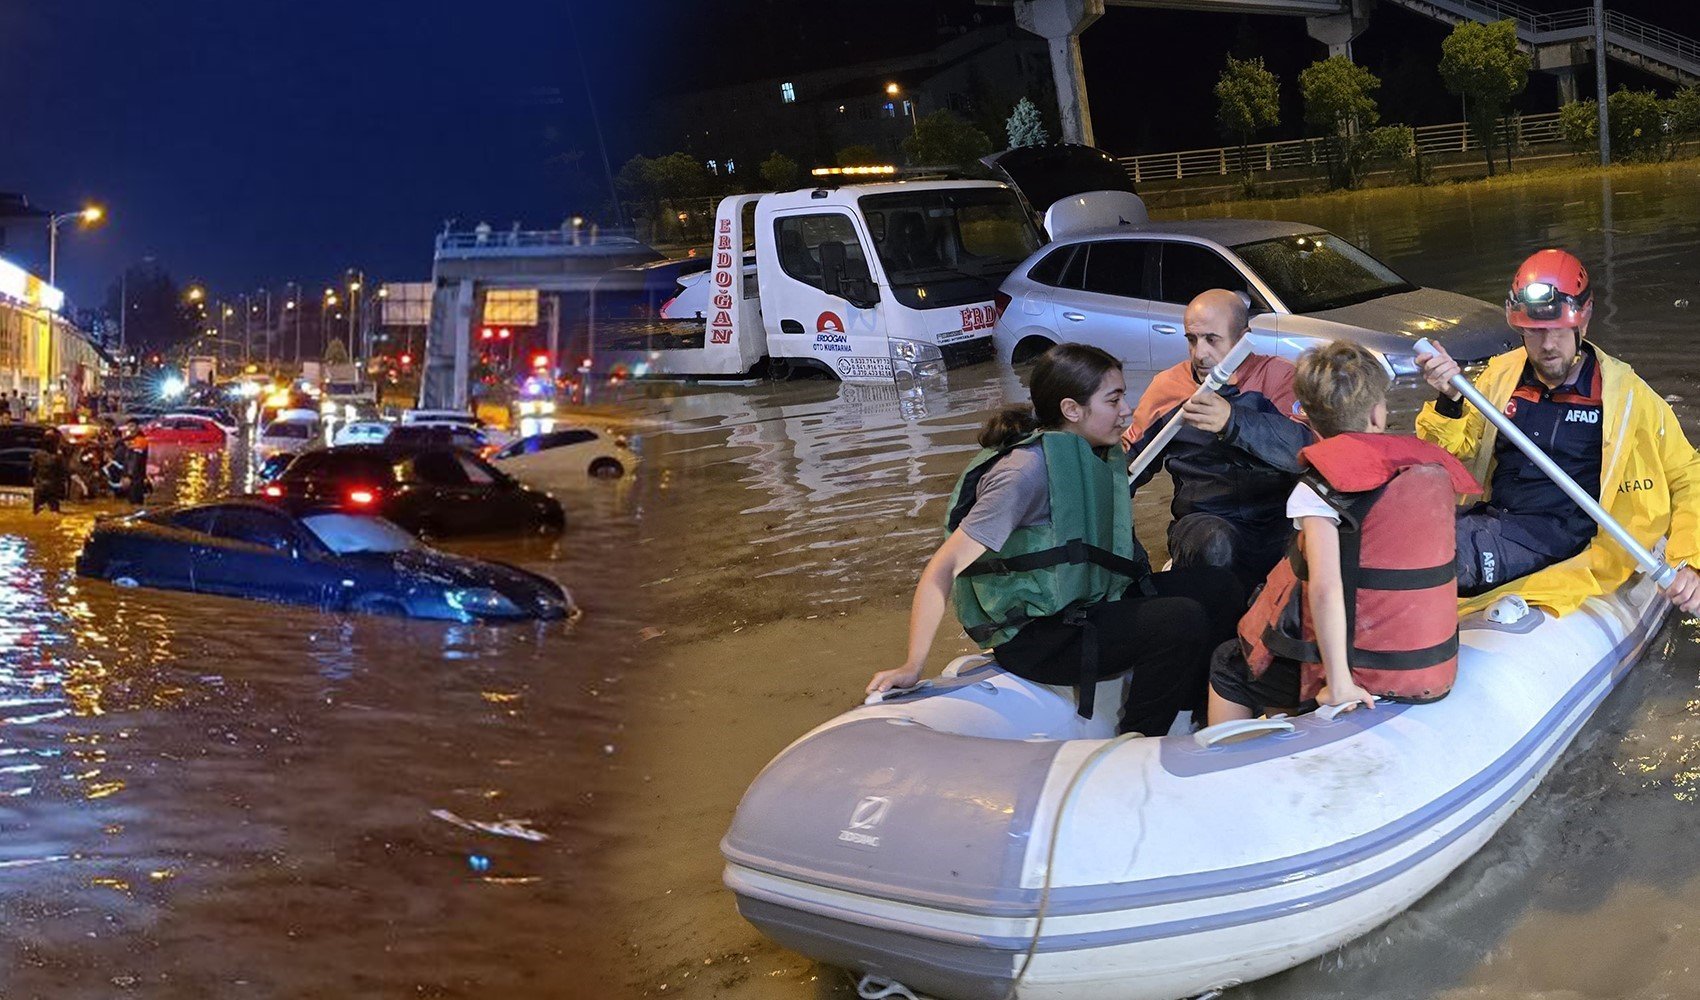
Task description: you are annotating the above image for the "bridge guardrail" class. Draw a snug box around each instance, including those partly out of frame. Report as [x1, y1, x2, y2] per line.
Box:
[1119, 112, 1564, 184]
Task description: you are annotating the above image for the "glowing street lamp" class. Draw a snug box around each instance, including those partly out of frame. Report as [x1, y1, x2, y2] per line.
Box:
[48, 203, 107, 287]
[883, 82, 919, 134]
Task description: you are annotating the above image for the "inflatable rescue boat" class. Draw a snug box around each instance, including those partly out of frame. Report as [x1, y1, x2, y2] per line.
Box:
[722, 573, 1672, 1000]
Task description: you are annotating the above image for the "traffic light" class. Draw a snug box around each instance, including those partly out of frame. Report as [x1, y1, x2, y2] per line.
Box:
[531, 352, 550, 370]
[399, 353, 413, 367]
[480, 327, 494, 341]
[497, 327, 512, 340]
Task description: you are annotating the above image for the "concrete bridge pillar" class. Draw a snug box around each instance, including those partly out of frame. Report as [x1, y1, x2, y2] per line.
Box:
[1553, 64, 1579, 105]
[420, 278, 477, 409]
[1306, 0, 1372, 60]
[1016, 0, 1104, 146]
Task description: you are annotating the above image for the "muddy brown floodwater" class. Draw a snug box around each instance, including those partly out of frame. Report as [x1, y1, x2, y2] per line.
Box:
[611, 162, 1700, 1000]
[0, 434, 645, 996]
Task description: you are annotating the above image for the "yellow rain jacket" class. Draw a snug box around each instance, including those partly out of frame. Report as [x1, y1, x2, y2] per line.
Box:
[1415, 345, 1700, 616]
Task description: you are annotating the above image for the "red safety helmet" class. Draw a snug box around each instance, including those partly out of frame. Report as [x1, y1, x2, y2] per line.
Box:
[1506, 249, 1592, 331]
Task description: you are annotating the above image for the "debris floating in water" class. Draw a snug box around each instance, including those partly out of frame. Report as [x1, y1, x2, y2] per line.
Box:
[638, 626, 666, 641]
[431, 808, 550, 842]
[1667, 395, 1684, 403]
[1677, 299, 1691, 309]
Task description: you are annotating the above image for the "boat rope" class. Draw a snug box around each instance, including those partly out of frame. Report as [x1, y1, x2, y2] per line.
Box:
[1003, 731, 1143, 1000]
[857, 972, 925, 1000]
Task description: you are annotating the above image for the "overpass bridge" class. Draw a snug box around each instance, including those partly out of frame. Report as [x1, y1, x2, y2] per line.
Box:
[1383, 0, 1699, 90]
[1000, 0, 1697, 147]
[418, 228, 658, 410]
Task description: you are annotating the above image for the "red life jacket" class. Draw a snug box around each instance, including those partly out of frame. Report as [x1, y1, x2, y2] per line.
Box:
[1237, 433, 1482, 704]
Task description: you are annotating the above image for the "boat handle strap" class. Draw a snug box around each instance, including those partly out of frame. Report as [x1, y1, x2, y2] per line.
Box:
[1192, 716, 1295, 749]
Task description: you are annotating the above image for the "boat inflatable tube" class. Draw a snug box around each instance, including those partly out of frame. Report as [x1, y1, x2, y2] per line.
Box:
[722, 571, 1672, 1000]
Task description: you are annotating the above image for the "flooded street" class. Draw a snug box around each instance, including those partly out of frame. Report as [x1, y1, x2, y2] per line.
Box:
[0, 443, 642, 995]
[612, 161, 1700, 999]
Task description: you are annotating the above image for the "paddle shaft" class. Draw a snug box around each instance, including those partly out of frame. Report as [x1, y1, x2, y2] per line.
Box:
[1414, 338, 1678, 590]
[1126, 335, 1256, 485]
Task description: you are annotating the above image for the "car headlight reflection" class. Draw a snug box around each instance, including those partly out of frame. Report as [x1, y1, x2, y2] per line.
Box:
[445, 587, 521, 618]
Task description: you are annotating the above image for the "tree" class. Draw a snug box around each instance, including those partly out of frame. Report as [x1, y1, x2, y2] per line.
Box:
[616, 154, 660, 237]
[1558, 98, 1598, 152]
[836, 144, 884, 166]
[1669, 84, 1700, 149]
[1608, 87, 1666, 161]
[323, 337, 350, 365]
[1438, 20, 1531, 176]
[1215, 56, 1281, 179]
[616, 152, 712, 241]
[902, 110, 993, 170]
[99, 262, 199, 354]
[1005, 97, 1050, 148]
[1299, 56, 1384, 189]
[759, 151, 799, 191]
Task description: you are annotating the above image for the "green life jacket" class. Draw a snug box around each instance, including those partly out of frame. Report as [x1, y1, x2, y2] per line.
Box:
[947, 430, 1147, 654]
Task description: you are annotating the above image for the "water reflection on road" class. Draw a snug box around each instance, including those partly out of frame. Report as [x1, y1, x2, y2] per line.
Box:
[617, 162, 1700, 1000]
[0, 441, 641, 995]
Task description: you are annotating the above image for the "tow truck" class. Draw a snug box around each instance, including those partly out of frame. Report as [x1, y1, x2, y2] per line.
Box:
[593, 147, 1142, 385]
[596, 173, 1044, 384]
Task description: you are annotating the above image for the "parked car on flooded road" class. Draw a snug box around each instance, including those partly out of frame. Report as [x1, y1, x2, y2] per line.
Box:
[992, 220, 1516, 375]
[0, 424, 55, 490]
[143, 414, 228, 446]
[256, 417, 319, 460]
[491, 427, 638, 484]
[262, 444, 565, 538]
[75, 499, 574, 621]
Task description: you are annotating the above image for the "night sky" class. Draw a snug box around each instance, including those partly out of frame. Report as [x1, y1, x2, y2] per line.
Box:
[9, 1, 1697, 314]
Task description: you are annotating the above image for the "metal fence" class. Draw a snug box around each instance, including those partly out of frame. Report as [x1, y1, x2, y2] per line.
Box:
[435, 227, 642, 253]
[1119, 112, 1565, 184]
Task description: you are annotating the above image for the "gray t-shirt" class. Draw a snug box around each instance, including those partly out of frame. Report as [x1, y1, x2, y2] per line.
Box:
[959, 444, 1051, 551]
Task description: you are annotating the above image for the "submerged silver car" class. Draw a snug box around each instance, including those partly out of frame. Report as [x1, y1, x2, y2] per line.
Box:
[992, 219, 1517, 375]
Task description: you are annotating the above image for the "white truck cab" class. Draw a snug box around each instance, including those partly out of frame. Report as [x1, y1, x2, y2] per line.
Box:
[602, 179, 1042, 384]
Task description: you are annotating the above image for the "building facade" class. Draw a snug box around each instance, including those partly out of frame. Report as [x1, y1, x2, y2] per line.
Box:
[0, 255, 103, 418]
[633, 22, 1056, 177]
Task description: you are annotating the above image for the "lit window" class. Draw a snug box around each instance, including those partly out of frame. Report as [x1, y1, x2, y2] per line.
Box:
[838, 104, 847, 114]
[707, 159, 718, 174]
[781, 82, 796, 103]
[883, 102, 895, 118]
[903, 100, 912, 117]
[726, 159, 735, 174]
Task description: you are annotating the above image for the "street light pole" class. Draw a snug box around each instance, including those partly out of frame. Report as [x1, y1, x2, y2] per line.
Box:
[47, 205, 105, 288]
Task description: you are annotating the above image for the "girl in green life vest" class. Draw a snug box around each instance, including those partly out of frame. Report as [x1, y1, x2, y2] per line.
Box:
[867, 344, 1245, 736]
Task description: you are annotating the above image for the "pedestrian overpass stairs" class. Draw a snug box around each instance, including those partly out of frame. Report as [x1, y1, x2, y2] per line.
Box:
[1384, 0, 1699, 86]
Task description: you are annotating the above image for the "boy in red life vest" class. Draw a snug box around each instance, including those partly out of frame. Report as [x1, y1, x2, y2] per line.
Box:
[1206, 342, 1482, 724]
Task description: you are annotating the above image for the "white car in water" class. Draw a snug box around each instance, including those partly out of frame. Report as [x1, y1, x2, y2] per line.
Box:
[491, 427, 638, 488]
[256, 417, 319, 461]
[332, 420, 393, 447]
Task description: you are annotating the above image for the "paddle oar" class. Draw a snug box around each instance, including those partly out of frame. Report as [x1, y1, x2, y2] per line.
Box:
[1126, 334, 1256, 485]
[1414, 337, 1679, 590]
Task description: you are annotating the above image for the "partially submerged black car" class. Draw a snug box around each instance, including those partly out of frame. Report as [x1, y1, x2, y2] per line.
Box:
[75, 499, 575, 622]
[262, 444, 565, 538]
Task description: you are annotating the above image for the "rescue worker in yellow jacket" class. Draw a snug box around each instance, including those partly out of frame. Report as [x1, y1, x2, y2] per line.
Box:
[1415, 248, 1700, 617]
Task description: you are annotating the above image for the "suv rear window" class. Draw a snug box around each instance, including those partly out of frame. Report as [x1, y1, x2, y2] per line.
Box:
[1025, 245, 1076, 287]
[282, 452, 396, 485]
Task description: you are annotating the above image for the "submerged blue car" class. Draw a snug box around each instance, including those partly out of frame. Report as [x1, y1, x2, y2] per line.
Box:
[75, 498, 574, 622]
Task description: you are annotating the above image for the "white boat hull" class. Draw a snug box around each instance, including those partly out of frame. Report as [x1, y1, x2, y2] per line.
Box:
[722, 571, 1672, 999]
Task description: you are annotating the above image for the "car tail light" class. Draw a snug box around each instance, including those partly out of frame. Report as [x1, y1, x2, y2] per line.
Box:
[993, 291, 1012, 319]
[262, 484, 284, 498]
[347, 488, 377, 506]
